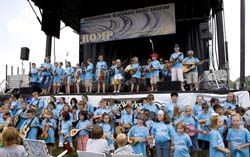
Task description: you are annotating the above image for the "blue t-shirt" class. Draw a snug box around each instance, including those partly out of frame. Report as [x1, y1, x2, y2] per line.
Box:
[170, 52, 183, 68]
[141, 104, 158, 115]
[226, 128, 250, 157]
[144, 64, 152, 78]
[76, 120, 90, 136]
[128, 125, 149, 157]
[30, 68, 39, 83]
[149, 60, 161, 76]
[151, 122, 174, 143]
[193, 103, 203, 117]
[182, 57, 200, 72]
[100, 123, 114, 145]
[210, 129, 226, 157]
[197, 112, 211, 141]
[41, 118, 57, 143]
[96, 61, 107, 77]
[85, 64, 94, 80]
[53, 67, 64, 83]
[223, 101, 237, 110]
[121, 112, 134, 125]
[21, 117, 40, 139]
[173, 133, 192, 157]
[131, 63, 141, 78]
[165, 101, 184, 119]
[41, 62, 52, 76]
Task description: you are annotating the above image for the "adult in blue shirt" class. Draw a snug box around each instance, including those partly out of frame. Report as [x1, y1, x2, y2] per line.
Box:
[169, 44, 185, 91]
[182, 50, 201, 91]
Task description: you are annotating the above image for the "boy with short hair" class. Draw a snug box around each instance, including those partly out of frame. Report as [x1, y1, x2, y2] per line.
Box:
[114, 133, 134, 155]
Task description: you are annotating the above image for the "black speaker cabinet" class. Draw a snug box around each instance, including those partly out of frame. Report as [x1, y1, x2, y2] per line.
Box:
[157, 81, 181, 91]
[20, 47, 30, 60]
[199, 22, 212, 40]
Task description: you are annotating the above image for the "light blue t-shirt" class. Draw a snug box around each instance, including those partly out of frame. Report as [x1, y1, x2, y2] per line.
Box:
[53, 67, 64, 83]
[41, 118, 57, 143]
[121, 112, 134, 125]
[193, 103, 203, 117]
[128, 125, 149, 157]
[144, 64, 152, 78]
[30, 68, 39, 83]
[131, 63, 141, 78]
[226, 128, 250, 157]
[173, 133, 192, 157]
[21, 117, 40, 139]
[85, 63, 94, 80]
[210, 129, 226, 157]
[96, 61, 107, 77]
[41, 62, 52, 76]
[141, 104, 158, 115]
[223, 101, 237, 110]
[165, 101, 184, 119]
[197, 112, 211, 141]
[76, 120, 90, 136]
[151, 122, 174, 143]
[182, 57, 200, 72]
[170, 52, 183, 68]
[149, 60, 161, 76]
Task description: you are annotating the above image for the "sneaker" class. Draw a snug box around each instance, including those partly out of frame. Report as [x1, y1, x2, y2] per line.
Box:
[113, 90, 117, 93]
[181, 87, 185, 91]
[58, 142, 63, 147]
[117, 90, 120, 93]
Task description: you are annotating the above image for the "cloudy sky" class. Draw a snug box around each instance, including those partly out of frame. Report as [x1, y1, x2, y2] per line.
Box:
[0, 0, 249, 90]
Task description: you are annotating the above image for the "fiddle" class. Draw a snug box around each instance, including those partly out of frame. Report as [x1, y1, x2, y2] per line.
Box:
[100, 68, 106, 80]
[41, 125, 49, 139]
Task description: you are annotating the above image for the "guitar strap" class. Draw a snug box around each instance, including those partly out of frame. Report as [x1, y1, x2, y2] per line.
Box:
[26, 117, 35, 137]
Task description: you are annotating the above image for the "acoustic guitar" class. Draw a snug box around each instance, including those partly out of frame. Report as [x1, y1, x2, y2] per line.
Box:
[170, 53, 183, 67]
[129, 136, 151, 146]
[182, 59, 209, 73]
[70, 124, 93, 137]
[20, 117, 35, 139]
[186, 124, 207, 137]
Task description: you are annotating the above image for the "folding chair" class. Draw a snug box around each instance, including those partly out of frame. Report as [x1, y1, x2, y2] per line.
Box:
[23, 139, 67, 157]
[111, 154, 143, 157]
[77, 150, 106, 157]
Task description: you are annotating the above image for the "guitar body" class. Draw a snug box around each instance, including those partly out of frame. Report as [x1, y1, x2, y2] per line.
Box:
[129, 136, 148, 146]
[70, 128, 81, 137]
[186, 124, 206, 136]
[14, 115, 20, 127]
[183, 62, 196, 73]
[21, 125, 31, 138]
[129, 69, 136, 75]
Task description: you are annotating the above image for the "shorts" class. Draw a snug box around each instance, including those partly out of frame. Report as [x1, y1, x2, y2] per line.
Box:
[74, 78, 81, 83]
[185, 72, 198, 84]
[130, 77, 141, 84]
[114, 79, 121, 85]
[150, 76, 159, 84]
[171, 68, 184, 82]
[85, 80, 93, 87]
[53, 82, 61, 87]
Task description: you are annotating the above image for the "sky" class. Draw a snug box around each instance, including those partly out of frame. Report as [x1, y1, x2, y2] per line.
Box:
[0, 0, 249, 90]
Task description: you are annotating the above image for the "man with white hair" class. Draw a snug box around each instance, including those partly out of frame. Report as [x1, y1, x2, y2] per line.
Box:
[182, 50, 201, 91]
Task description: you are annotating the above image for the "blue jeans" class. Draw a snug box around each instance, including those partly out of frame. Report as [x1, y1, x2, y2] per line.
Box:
[155, 140, 171, 157]
[40, 75, 50, 89]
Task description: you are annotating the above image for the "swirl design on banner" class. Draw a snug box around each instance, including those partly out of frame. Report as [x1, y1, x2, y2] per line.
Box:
[80, 3, 176, 44]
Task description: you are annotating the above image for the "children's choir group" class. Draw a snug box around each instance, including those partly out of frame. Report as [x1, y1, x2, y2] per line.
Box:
[0, 91, 250, 157]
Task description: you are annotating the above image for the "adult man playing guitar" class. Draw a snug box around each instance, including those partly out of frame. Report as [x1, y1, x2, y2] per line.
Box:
[182, 50, 202, 91]
[169, 44, 185, 91]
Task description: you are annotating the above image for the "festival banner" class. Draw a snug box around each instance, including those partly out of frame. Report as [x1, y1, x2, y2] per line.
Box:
[80, 3, 176, 44]
[39, 91, 250, 109]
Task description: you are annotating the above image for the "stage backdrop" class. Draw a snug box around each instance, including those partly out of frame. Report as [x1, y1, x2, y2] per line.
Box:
[40, 91, 250, 110]
[80, 3, 176, 44]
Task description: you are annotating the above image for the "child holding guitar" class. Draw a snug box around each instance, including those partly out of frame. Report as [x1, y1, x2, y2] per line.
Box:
[41, 110, 57, 155]
[175, 105, 206, 157]
[127, 114, 150, 157]
[75, 111, 91, 151]
[20, 109, 40, 139]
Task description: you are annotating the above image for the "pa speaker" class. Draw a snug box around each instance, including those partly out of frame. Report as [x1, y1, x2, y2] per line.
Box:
[157, 81, 181, 91]
[42, 10, 61, 38]
[199, 22, 212, 40]
[20, 47, 30, 60]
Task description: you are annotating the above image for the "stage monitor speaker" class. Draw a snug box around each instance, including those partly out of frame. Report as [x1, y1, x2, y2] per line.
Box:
[41, 10, 61, 38]
[157, 81, 181, 91]
[199, 22, 212, 40]
[20, 47, 30, 60]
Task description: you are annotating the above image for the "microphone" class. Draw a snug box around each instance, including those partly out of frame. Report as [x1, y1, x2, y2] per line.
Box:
[149, 38, 153, 43]
[149, 39, 154, 53]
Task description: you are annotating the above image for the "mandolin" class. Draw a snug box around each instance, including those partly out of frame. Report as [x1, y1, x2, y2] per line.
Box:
[129, 136, 151, 146]
[70, 124, 93, 137]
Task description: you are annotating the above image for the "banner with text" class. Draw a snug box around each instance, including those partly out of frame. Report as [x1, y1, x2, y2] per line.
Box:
[80, 3, 176, 44]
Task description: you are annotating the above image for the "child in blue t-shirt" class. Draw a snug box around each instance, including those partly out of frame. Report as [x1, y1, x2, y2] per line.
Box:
[100, 113, 115, 152]
[209, 115, 231, 157]
[59, 111, 73, 149]
[226, 114, 250, 157]
[128, 114, 150, 157]
[75, 111, 91, 151]
[172, 122, 192, 157]
[151, 110, 174, 157]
